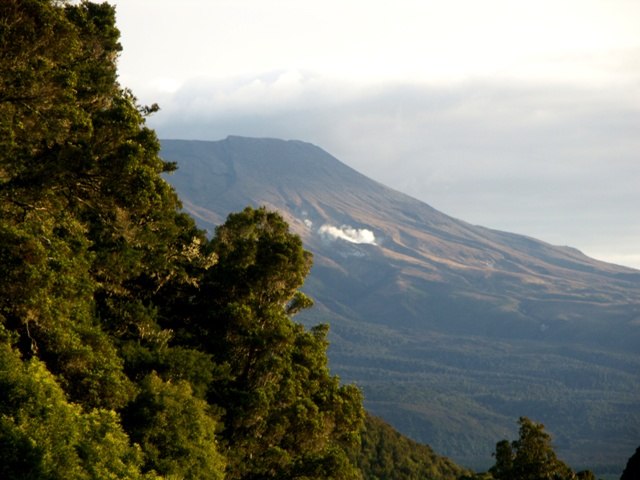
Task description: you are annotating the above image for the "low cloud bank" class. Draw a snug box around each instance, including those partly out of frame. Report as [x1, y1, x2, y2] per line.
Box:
[319, 224, 376, 245]
[146, 71, 640, 269]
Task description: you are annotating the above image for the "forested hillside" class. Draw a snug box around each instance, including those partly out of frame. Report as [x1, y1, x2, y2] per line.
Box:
[160, 135, 640, 474]
[0, 1, 470, 479]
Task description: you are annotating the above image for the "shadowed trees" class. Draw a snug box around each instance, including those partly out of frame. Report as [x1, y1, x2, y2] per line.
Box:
[487, 417, 588, 480]
[620, 446, 640, 480]
[357, 414, 471, 480]
[188, 207, 364, 479]
[0, 1, 363, 479]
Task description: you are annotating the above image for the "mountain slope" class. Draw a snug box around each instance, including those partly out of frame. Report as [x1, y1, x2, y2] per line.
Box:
[161, 136, 640, 473]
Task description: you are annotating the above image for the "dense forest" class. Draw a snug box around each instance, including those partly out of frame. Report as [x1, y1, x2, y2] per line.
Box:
[0, 1, 636, 479]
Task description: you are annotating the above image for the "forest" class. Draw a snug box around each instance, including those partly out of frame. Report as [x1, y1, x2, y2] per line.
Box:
[0, 1, 637, 479]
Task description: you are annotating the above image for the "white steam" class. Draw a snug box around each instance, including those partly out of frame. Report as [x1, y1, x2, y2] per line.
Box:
[318, 224, 376, 245]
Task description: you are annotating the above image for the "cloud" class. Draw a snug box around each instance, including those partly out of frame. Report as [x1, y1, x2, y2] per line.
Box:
[318, 224, 376, 245]
[147, 70, 640, 268]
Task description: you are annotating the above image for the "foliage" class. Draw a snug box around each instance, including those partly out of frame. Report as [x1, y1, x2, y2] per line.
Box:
[0, 340, 153, 480]
[356, 414, 471, 480]
[122, 373, 225, 479]
[0, 3, 369, 480]
[193, 207, 364, 479]
[487, 417, 584, 480]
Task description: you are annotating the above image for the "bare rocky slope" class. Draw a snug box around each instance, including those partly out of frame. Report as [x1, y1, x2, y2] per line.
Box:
[161, 136, 640, 474]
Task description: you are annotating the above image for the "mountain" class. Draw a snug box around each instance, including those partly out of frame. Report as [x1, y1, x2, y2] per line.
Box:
[161, 136, 640, 474]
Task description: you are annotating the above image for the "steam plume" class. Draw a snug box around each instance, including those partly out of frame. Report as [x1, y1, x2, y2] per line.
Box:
[318, 224, 376, 245]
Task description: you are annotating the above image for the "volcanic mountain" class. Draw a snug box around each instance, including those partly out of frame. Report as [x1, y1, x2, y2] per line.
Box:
[161, 136, 640, 473]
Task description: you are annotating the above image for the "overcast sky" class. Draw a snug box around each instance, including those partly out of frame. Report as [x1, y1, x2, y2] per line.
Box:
[111, 0, 640, 269]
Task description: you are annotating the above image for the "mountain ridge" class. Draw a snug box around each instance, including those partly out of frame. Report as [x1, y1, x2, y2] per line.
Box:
[161, 136, 640, 473]
[162, 136, 640, 341]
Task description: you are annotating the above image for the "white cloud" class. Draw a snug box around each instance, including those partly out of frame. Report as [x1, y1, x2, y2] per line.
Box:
[319, 224, 376, 245]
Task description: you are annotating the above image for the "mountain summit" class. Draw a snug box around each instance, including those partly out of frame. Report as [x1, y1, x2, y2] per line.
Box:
[161, 136, 640, 472]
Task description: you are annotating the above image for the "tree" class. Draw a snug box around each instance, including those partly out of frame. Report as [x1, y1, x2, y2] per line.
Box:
[0, 338, 153, 480]
[0, 1, 214, 476]
[122, 373, 225, 479]
[357, 413, 471, 480]
[188, 207, 364, 479]
[0, 0, 137, 411]
[0, 0, 209, 410]
[489, 417, 576, 480]
[620, 446, 640, 480]
[0, 2, 400, 479]
[490, 440, 513, 480]
[575, 470, 596, 480]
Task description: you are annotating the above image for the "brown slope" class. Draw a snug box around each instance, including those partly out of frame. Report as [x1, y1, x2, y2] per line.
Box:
[161, 136, 640, 474]
[162, 136, 640, 345]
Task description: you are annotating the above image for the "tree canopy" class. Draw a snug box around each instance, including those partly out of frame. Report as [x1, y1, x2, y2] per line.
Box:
[0, 1, 366, 478]
[357, 414, 471, 480]
[483, 417, 591, 480]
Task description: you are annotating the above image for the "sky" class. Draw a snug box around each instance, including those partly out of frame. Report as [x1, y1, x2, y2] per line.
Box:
[111, 0, 640, 269]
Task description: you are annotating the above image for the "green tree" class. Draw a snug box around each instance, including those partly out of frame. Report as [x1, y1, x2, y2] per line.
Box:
[489, 417, 576, 480]
[122, 373, 225, 480]
[0, 0, 208, 410]
[0, 339, 153, 480]
[357, 414, 470, 480]
[189, 207, 364, 479]
[0, 1, 215, 476]
[489, 440, 513, 480]
[0, 0, 136, 410]
[575, 470, 596, 480]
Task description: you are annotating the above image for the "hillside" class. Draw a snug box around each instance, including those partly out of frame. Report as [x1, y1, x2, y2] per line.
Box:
[161, 136, 640, 473]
